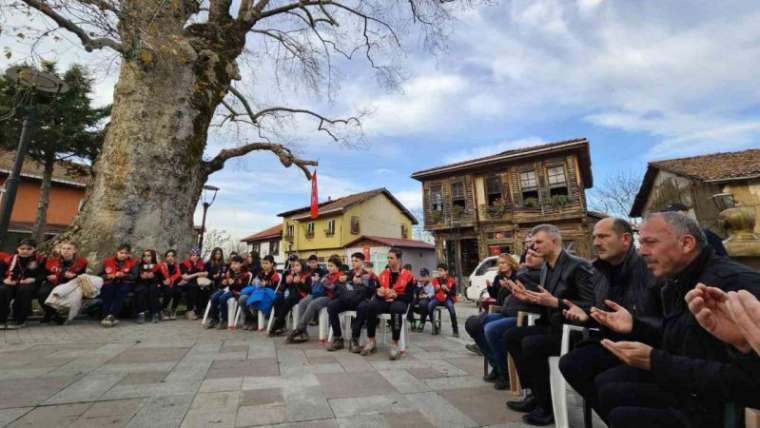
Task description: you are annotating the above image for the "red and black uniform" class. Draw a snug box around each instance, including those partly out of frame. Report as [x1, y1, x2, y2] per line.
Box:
[270, 270, 311, 333]
[159, 261, 183, 312]
[38, 255, 88, 322]
[180, 258, 208, 317]
[208, 269, 252, 323]
[255, 269, 281, 290]
[135, 261, 163, 317]
[358, 268, 414, 341]
[99, 256, 138, 319]
[205, 260, 227, 290]
[0, 252, 46, 324]
[225, 269, 252, 297]
[329, 268, 378, 340]
[428, 276, 459, 334]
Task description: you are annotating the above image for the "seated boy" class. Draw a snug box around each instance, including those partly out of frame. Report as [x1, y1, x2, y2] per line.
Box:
[287, 255, 345, 343]
[408, 268, 434, 332]
[239, 255, 280, 330]
[205, 255, 251, 329]
[427, 264, 459, 337]
[326, 252, 377, 351]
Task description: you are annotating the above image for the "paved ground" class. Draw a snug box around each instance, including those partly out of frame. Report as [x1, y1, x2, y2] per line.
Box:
[0, 303, 569, 428]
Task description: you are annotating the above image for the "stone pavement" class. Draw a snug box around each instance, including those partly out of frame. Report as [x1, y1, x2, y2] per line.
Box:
[0, 303, 574, 428]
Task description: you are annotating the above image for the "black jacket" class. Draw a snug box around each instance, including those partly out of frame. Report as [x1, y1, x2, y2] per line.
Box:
[631, 247, 760, 428]
[498, 267, 543, 317]
[588, 246, 662, 339]
[538, 250, 595, 331]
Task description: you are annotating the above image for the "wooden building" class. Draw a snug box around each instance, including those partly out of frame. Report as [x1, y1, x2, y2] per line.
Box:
[411, 139, 601, 281]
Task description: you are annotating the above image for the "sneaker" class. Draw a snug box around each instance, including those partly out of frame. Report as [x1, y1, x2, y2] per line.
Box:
[507, 395, 537, 413]
[152, 314, 160, 323]
[465, 343, 483, 356]
[185, 311, 198, 321]
[360, 340, 377, 356]
[389, 343, 401, 360]
[452, 330, 460, 338]
[40, 313, 51, 324]
[292, 330, 310, 343]
[203, 319, 217, 329]
[137, 312, 145, 324]
[483, 369, 499, 382]
[348, 337, 361, 353]
[327, 338, 345, 352]
[54, 314, 66, 325]
[111, 317, 119, 327]
[268, 328, 285, 337]
[100, 317, 110, 327]
[522, 406, 554, 426]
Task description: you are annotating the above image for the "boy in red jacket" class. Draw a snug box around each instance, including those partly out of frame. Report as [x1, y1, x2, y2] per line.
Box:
[39, 241, 88, 325]
[427, 263, 459, 337]
[179, 247, 208, 320]
[100, 243, 138, 327]
[0, 239, 46, 328]
[159, 249, 183, 320]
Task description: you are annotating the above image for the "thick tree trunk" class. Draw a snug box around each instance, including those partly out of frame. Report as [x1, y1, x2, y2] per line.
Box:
[31, 154, 55, 243]
[61, 53, 222, 265]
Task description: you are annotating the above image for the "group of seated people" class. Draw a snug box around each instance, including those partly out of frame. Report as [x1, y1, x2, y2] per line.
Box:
[466, 213, 760, 427]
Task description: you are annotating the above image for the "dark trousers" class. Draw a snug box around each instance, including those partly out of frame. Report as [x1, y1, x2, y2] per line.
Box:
[504, 325, 561, 411]
[559, 341, 622, 412]
[407, 297, 430, 323]
[196, 286, 212, 316]
[161, 286, 181, 311]
[327, 297, 363, 338]
[0, 284, 36, 324]
[271, 292, 301, 331]
[134, 283, 162, 315]
[428, 298, 458, 332]
[37, 281, 58, 319]
[183, 285, 200, 313]
[594, 365, 682, 427]
[101, 282, 131, 318]
[366, 299, 408, 341]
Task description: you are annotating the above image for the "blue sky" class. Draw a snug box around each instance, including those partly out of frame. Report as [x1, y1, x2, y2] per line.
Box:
[4, 0, 760, 241]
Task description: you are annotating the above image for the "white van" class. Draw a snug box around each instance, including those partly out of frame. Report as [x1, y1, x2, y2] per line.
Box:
[464, 254, 520, 301]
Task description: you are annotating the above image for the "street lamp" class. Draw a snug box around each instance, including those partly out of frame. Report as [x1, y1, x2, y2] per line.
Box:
[0, 66, 69, 248]
[197, 184, 219, 253]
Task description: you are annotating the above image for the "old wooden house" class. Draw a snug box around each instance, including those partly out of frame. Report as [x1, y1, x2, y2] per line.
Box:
[410, 139, 602, 280]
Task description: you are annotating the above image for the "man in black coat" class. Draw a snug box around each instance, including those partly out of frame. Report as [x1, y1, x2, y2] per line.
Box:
[590, 212, 760, 428]
[504, 224, 595, 426]
[558, 217, 662, 415]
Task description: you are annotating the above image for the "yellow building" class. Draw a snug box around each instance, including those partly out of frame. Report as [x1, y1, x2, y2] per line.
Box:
[277, 188, 418, 262]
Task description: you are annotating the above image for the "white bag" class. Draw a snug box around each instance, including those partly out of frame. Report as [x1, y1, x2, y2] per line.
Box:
[45, 274, 104, 321]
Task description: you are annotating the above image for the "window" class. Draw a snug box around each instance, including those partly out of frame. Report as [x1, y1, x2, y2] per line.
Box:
[547, 165, 569, 197]
[270, 239, 279, 255]
[520, 170, 539, 204]
[401, 224, 409, 239]
[286, 224, 295, 239]
[485, 175, 503, 206]
[306, 222, 315, 238]
[451, 181, 466, 209]
[430, 185, 443, 211]
[250, 243, 260, 254]
[325, 219, 336, 236]
[350, 216, 360, 234]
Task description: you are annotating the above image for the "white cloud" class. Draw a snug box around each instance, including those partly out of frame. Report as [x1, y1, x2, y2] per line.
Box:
[443, 137, 547, 164]
[394, 189, 423, 212]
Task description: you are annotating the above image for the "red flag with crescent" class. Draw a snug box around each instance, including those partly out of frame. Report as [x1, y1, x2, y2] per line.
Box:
[310, 170, 319, 219]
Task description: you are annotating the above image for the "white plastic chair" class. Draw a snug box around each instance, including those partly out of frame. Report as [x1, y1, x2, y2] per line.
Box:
[549, 324, 587, 428]
[226, 298, 238, 330]
[379, 313, 408, 353]
[508, 311, 542, 395]
[318, 307, 330, 341]
[326, 310, 357, 342]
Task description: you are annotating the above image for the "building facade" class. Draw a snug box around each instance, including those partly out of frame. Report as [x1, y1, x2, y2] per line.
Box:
[0, 151, 88, 251]
[276, 188, 418, 262]
[411, 139, 601, 282]
[240, 224, 285, 266]
[343, 235, 436, 275]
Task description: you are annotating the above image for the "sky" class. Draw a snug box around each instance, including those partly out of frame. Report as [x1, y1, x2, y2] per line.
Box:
[3, 0, 760, 241]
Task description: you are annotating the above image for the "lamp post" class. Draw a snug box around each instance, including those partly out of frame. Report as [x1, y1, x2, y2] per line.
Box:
[197, 184, 219, 253]
[0, 66, 68, 249]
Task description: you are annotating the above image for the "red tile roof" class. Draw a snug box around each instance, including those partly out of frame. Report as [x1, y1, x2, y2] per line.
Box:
[277, 188, 417, 224]
[240, 224, 283, 243]
[0, 149, 89, 187]
[345, 235, 435, 250]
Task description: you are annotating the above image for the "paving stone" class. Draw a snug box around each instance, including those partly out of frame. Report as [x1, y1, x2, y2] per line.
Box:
[199, 378, 244, 393]
[213, 352, 248, 361]
[236, 404, 287, 427]
[189, 391, 240, 412]
[69, 398, 144, 428]
[108, 347, 190, 364]
[180, 410, 235, 428]
[126, 393, 195, 428]
[315, 372, 398, 400]
[220, 345, 249, 353]
[102, 381, 202, 401]
[119, 371, 169, 385]
[438, 385, 522, 426]
[383, 410, 436, 428]
[239, 388, 284, 407]
[284, 386, 334, 422]
[267, 419, 338, 428]
[335, 414, 387, 428]
[46, 373, 126, 404]
[444, 357, 487, 377]
[242, 374, 320, 392]
[376, 369, 431, 394]
[328, 393, 416, 418]
[163, 360, 213, 383]
[0, 408, 32, 427]
[405, 392, 479, 428]
[0, 377, 73, 409]
[423, 375, 486, 391]
[8, 403, 91, 428]
[206, 358, 279, 379]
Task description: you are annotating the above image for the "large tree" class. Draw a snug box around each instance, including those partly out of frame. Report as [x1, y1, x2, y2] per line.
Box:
[0, 62, 109, 243]
[3, 0, 455, 262]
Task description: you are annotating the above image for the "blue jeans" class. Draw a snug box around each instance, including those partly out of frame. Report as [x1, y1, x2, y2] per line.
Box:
[210, 290, 234, 322]
[101, 282, 131, 318]
[427, 299, 458, 330]
[484, 316, 517, 375]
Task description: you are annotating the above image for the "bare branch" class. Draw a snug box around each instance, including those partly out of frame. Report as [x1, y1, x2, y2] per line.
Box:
[19, 0, 124, 53]
[204, 141, 317, 178]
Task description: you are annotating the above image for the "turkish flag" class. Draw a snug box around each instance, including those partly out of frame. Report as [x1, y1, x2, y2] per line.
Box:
[310, 170, 319, 219]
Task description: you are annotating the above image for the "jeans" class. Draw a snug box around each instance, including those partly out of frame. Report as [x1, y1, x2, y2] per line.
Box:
[101, 282, 131, 318]
[210, 290, 234, 322]
[296, 296, 330, 331]
[484, 315, 517, 375]
[427, 299, 458, 332]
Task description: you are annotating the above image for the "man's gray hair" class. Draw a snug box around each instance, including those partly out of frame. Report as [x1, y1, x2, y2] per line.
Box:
[530, 224, 562, 245]
[645, 211, 707, 249]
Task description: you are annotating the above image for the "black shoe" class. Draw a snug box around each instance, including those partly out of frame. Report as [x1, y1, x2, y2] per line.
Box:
[452, 329, 459, 338]
[54, 314, 66, 325]
[483, 370, 499, 382]
[465, 343, 483, 356]
[506, 395, 537, 413]
[522, 406, 554, 426]
[40, 313, 51, 324]
[494, 376, 509, 390]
